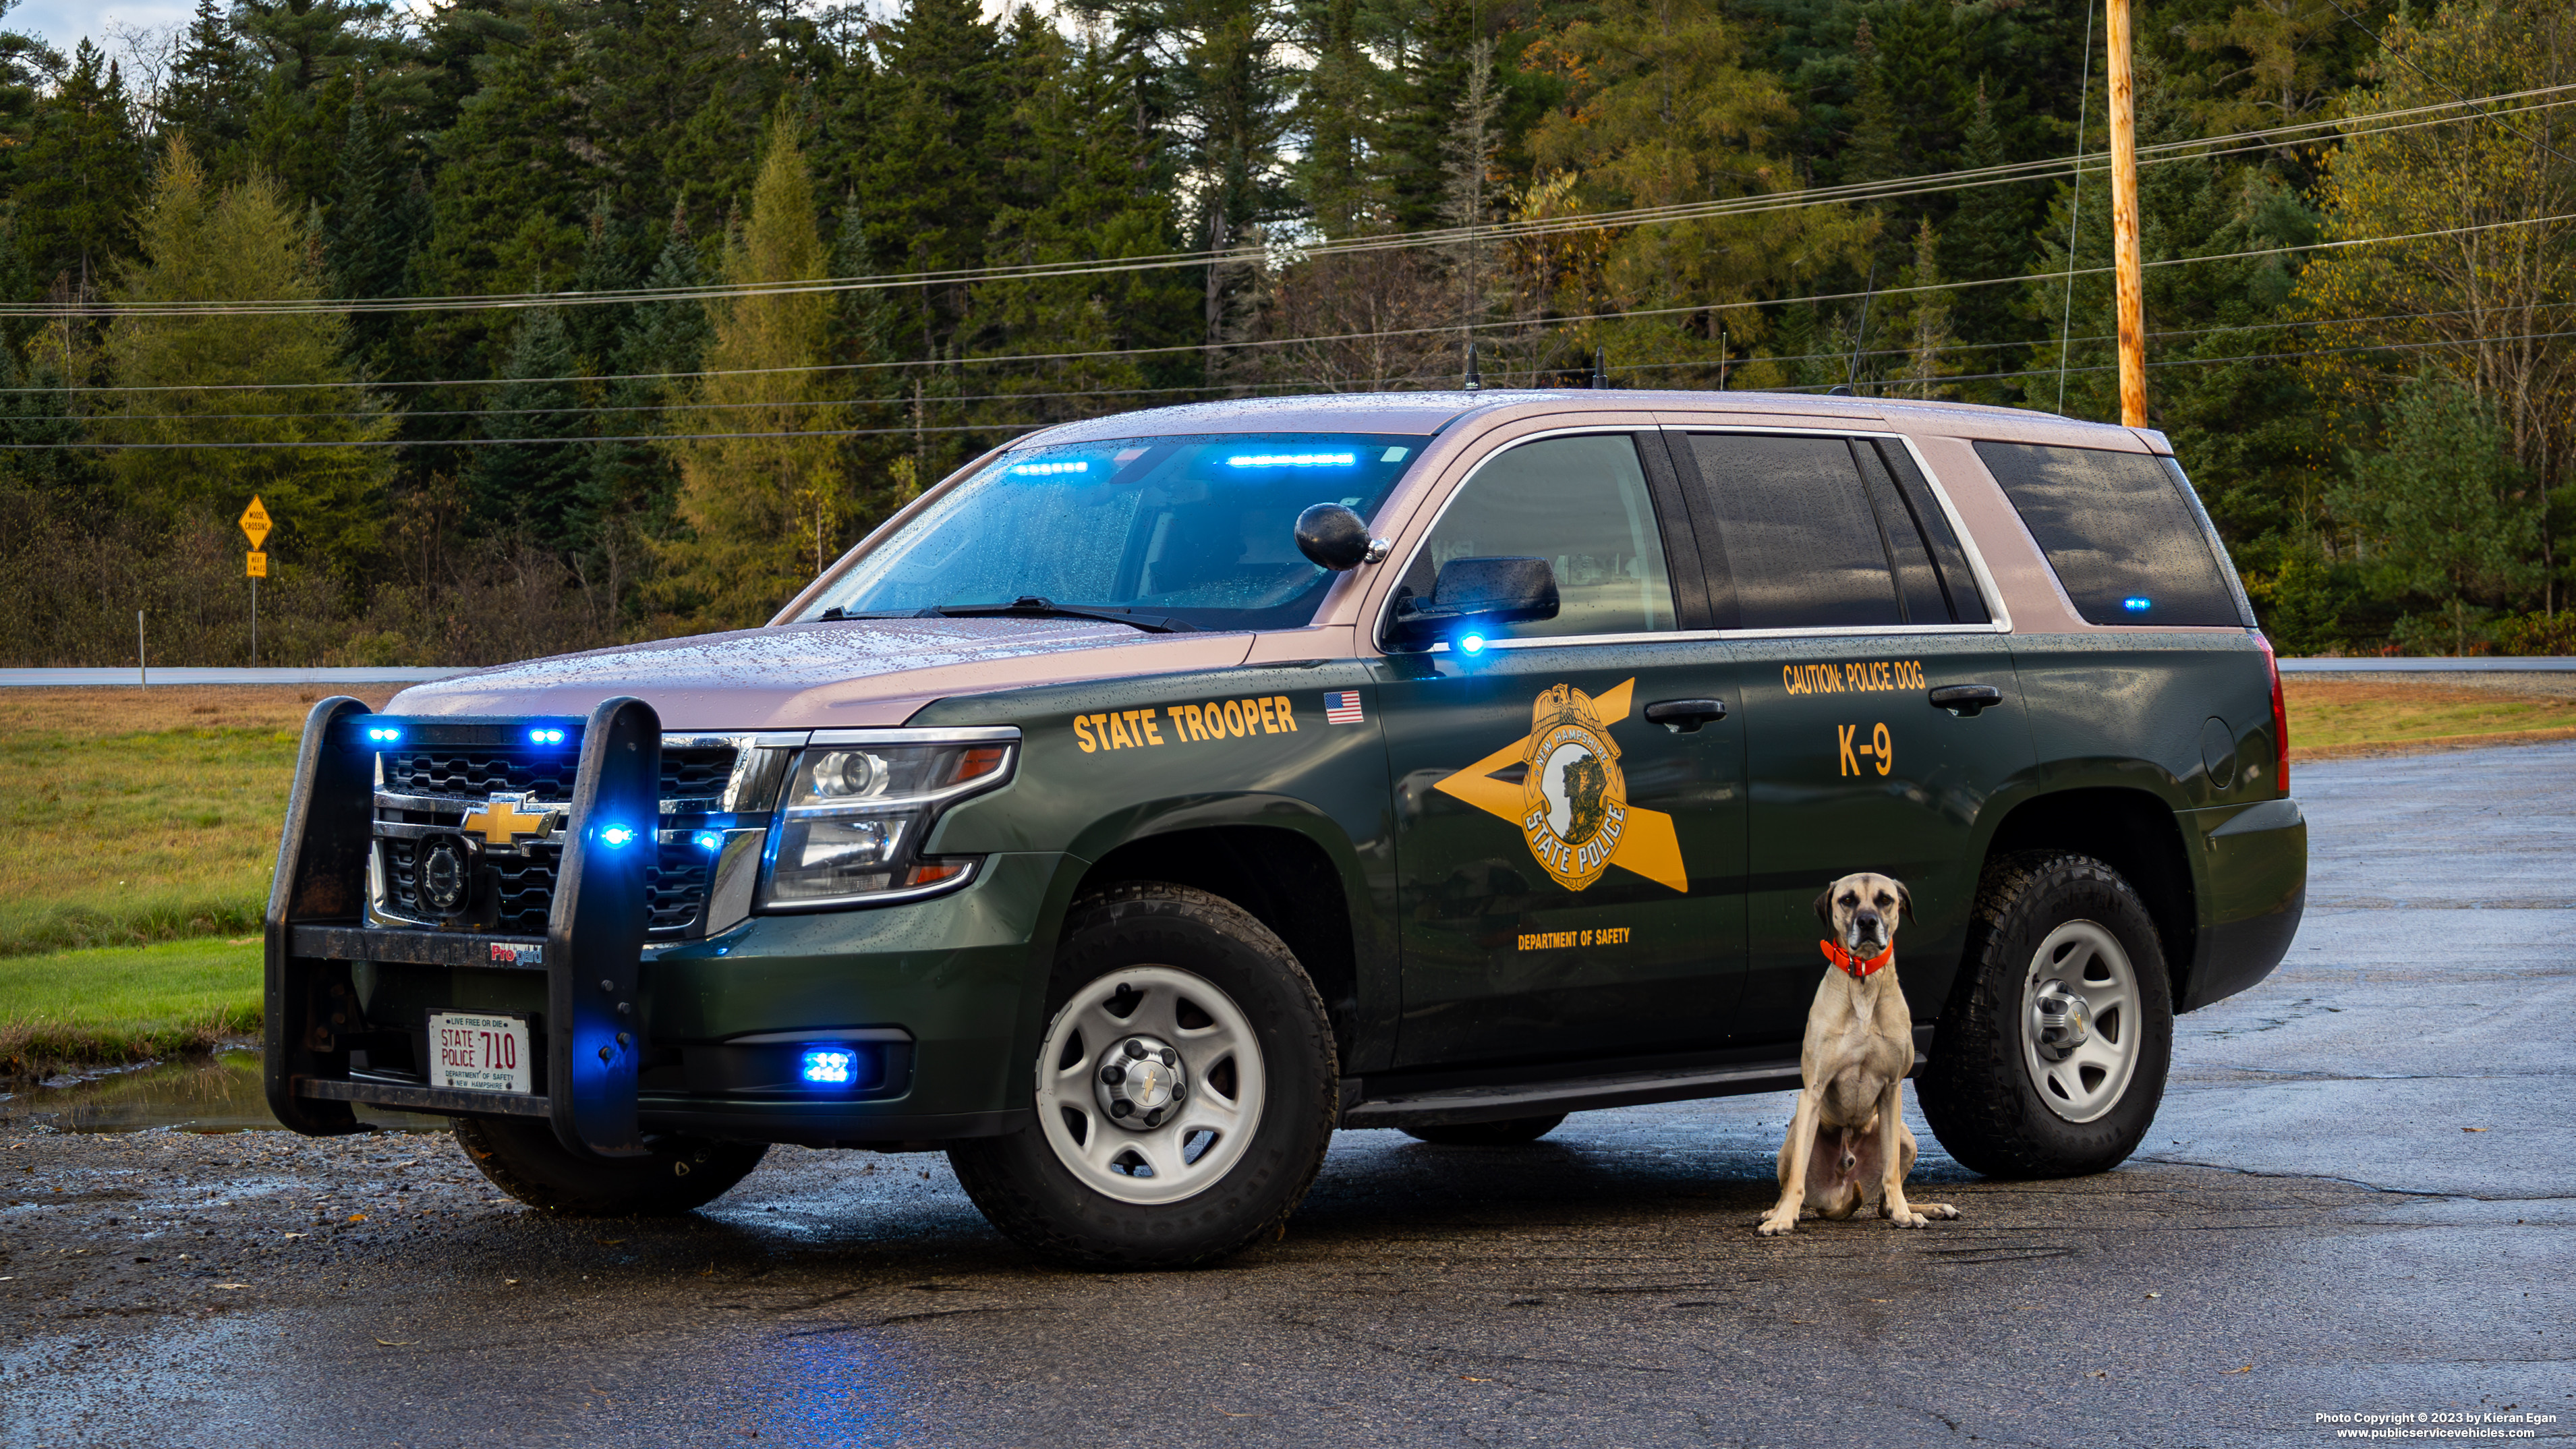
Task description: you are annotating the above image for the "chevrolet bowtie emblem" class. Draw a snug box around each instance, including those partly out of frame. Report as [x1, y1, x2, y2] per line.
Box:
[459, 793, 558, 847]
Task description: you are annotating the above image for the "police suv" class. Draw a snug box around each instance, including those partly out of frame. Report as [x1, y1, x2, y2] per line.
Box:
[266, 390, 2307, 1268]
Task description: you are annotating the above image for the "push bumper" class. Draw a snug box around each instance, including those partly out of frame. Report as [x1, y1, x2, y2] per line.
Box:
[264, 698, 1058, 1152]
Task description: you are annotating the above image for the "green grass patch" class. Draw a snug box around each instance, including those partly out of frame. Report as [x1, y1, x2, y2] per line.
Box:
[0, 721, 297, 957]
[2286, 680, 2576, 754]
[0, 937, 262, 1069]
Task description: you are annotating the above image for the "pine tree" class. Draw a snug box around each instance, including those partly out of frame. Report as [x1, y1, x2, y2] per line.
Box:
[577, 203, 709, 623]
[159, 0, 258, 174]
[1381, 0, 1479, 234]
[652, 111, 847, 628]
[467, 293, 588, 551]
[1938, 78, 2032, 391]
[853, 0, 1004, 367]
[17, 42, 149, 293]
[97, 138, 395, 563]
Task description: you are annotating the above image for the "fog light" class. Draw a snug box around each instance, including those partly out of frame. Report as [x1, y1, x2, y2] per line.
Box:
[802, 1048, 857, 1085]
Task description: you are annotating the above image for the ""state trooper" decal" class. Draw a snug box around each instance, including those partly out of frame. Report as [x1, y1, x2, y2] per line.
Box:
[1430, 678, 1690, 894]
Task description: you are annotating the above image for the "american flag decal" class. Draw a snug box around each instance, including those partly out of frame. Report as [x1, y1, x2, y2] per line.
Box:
[1323, 690, 1365, 724]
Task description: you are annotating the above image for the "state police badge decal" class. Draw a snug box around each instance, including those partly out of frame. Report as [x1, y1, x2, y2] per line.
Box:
[1519, 683, 1627, 891]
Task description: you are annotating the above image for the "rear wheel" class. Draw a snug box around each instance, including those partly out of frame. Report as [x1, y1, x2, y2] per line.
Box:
[948, 883, 1338, 1270]
[1400, 1114, 1568, 1146]
[453, 1117, 766, 1215]
[1917, 852, 2173, 1178]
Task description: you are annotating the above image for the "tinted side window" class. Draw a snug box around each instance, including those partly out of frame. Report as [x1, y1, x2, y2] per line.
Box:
[1974, 441, 2240, 627]
[1687, 434, 1906, 629]
[1870, 441, 1991, 623]
[1397, 433, 1678, 640]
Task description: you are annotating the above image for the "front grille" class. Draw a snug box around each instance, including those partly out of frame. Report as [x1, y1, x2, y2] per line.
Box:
[374, 740, 741, 937]
[384, 745, 737, 804]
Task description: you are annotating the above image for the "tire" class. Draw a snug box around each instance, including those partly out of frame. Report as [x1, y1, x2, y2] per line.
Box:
[453, 1117, 768, 1215]
[948, 882, 1339, 1270]
[1916, 851, 2174, 1179]
[1400, 1114, 1568, 1146]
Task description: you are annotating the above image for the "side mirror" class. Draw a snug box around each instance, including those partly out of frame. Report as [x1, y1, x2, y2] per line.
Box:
[1295, 503, 1386, 571]
[1387, 556, 1559, 649]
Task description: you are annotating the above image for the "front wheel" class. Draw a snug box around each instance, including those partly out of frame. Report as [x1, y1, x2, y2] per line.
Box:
[948, 883, 1339, 1270]
[453, 1117, 767, 1215]
[1916, 852, 2173, 1178]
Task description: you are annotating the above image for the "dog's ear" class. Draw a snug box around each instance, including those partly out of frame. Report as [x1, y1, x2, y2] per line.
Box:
[1893, 879, 1914, 922]
[1813, 886, 1837, 928]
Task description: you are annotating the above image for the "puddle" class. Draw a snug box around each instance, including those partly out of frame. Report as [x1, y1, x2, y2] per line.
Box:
[0, 1050, 446, 1134]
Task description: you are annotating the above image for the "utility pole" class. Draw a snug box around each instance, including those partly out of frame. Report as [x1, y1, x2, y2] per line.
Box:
[2106, 0, 2148, 427]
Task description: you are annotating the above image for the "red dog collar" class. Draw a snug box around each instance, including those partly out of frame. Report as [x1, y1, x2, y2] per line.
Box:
[1820, 938, 1892, 979]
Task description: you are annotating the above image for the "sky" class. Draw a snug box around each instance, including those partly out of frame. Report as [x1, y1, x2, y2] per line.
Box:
[11, 0, 200, 55]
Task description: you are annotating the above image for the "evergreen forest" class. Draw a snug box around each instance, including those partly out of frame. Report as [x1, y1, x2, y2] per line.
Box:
[0, 0, 2571, 663]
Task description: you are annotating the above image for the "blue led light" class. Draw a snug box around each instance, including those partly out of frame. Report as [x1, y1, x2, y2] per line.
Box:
[2123, 596, 2152, 612]
[1458, 633, 1487, 656]
[693, 830, 723, 851]
[597, 826, 637, 848]
[802, 1048, 857, 1085]
[526, 726, 567, 745]
[364, 725, 402, 743]
[1009, 459, 1089, 476]
[1224, 451, 1357, 469]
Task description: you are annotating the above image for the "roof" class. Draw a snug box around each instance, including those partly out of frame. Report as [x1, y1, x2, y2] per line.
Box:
[1016, 388, 2141, 447]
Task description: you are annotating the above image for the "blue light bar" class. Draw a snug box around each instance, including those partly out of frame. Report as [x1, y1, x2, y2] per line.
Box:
[1225, 451, 1356, 469]
[692, 830, 723, 851]
[526, 726, 567, 745]
[802, 1048, 858, 1085]
[364, 725, 402, 743]
[1010, 459, 1089, 476]
[597, 826, 638, 848]
[2123, 596, 2152, 612]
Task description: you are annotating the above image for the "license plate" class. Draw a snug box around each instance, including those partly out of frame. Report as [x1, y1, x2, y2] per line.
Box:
[428, 1012, 531, 1093]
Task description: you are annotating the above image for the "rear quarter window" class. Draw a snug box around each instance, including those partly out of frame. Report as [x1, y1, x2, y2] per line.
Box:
[1973, 441, 2243, 627]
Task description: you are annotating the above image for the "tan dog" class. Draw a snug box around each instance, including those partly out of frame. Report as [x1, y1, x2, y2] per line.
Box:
[1756, 872, 1961, 1235]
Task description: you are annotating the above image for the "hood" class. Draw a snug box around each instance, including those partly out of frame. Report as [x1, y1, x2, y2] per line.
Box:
[386, 617, 1258, 729]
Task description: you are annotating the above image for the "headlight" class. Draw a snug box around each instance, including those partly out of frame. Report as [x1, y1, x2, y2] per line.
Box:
[758, 734, 1016, 909]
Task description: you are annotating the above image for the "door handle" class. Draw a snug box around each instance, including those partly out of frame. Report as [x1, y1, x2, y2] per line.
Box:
[1644, 698, 1728, 733]
[1930, 684, 2005, 718]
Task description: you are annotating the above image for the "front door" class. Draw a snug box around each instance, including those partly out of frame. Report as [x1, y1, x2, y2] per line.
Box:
[1670, 430, 2035, 1046]
[1374, 431, 1749, 1069]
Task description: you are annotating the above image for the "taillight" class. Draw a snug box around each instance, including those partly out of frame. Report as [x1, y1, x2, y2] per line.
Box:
[2259, 634, 2289, 797]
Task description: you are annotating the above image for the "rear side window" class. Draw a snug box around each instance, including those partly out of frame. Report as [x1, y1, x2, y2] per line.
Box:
[1685, 434, 1982, 630]
[1396, 432, 1678, 640]
[1974, 441, 2241, 627]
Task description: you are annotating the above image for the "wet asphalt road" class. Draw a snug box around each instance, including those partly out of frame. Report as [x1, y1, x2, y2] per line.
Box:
[5, 744, 2573, 1448]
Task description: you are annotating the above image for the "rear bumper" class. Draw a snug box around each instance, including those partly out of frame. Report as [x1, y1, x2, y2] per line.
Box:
[2179, 797, 2308, 1012]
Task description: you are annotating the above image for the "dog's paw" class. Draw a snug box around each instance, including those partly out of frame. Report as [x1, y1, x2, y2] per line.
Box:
[1755, 1214, 1799, 1237]
[1887, 1209, 1933, 1228]
[1914, 1201, 1961, 1220]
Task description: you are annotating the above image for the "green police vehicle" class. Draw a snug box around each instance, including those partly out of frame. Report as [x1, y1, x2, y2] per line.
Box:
[265, 390, 2306, 1268]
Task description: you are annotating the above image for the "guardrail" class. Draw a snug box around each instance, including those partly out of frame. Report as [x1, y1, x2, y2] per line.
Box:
[0, 667, 473, 687]
[2276, 658, 2576, 673]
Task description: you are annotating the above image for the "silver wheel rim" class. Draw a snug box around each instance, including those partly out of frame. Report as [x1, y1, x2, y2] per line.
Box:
[2017, 920, 2142, 1125]
[1035, 965, 1266, 1205]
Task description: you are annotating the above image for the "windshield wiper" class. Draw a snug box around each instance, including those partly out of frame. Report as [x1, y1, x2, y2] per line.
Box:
[926, 597, 1199, 633]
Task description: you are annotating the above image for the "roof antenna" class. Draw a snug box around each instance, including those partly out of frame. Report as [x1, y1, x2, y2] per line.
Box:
[1837, 260, 1879, 397]
[1462, 339, 1483, 391]
[1590, 345, 1608, 389]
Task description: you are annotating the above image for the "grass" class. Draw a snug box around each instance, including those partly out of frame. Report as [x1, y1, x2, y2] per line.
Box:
[0, 687, 393, 959]
[0, 937, 262, 1071]
[2283, 679, 2576, 757]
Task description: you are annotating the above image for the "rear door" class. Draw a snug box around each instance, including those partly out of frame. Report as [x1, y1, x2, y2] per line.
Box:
[1372, 430, 1750, 1069]
[1670, 430, 2034, 1046]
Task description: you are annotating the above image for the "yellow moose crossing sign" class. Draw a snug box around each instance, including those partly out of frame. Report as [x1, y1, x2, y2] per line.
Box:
[239, 496, 272, 550]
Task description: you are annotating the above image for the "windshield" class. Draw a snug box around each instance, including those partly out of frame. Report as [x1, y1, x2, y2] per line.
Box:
[802, 432, 1424, 631]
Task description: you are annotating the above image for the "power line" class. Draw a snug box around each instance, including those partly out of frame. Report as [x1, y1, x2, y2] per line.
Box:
[16, 202, 2576, 408]
[10, 82, 2569, 325]
[2316, 0, 2576, 171]
[0, 422, 1035, 451]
